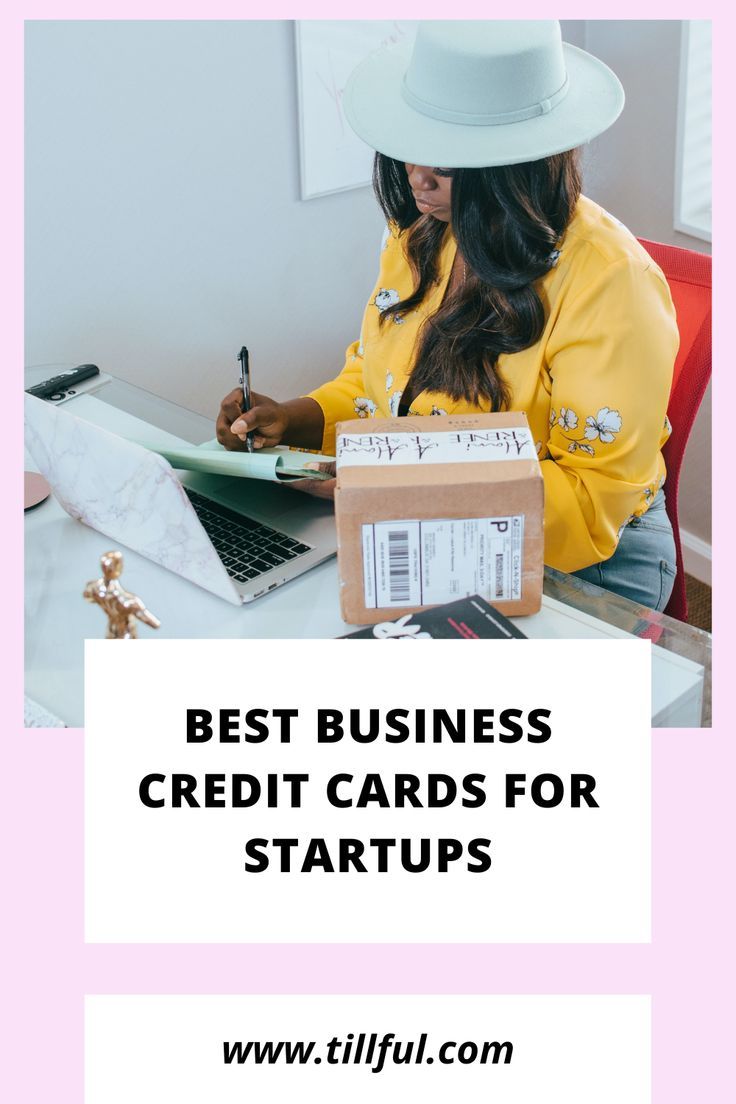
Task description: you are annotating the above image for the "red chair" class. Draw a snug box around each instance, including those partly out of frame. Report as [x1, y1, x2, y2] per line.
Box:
[637, 238, 712, 622]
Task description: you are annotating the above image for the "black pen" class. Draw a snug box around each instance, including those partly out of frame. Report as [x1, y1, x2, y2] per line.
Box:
[237, 345, 254, 453]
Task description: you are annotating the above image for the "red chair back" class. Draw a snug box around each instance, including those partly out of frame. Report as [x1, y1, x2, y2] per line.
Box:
[637, 238, 711, 621]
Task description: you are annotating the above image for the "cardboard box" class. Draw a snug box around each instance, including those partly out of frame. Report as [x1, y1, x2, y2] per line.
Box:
[335, 412, 544, 625]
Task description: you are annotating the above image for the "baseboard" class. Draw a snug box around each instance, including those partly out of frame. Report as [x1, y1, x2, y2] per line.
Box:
[681, 528, 712, 586]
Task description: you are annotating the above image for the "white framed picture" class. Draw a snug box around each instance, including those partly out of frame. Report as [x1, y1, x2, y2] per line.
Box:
[295, 20, 418, 200]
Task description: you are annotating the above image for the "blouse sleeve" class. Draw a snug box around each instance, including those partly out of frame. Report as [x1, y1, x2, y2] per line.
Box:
[541, 255, 679, 573]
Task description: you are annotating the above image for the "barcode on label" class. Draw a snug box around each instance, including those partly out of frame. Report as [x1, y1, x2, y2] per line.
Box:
[495, 552, 504, 598]
[387, 530, 410, 603]
[362, 521, 422, 609]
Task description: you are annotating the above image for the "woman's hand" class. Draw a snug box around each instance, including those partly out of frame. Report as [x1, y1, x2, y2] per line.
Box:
[291, 461, 336, 500]
[216, 392, 326, 452]
[216, 389, 290, 451]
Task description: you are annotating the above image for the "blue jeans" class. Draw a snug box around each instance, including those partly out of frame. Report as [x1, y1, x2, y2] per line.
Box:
[572, 491, 677, 612]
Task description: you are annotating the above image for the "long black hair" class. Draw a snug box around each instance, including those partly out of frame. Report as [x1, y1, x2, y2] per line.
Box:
[372, 151, 582, 409]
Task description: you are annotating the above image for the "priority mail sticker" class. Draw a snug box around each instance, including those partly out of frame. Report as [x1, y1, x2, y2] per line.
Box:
[362, 516, 524, 609]
[339, 429, 535, 468]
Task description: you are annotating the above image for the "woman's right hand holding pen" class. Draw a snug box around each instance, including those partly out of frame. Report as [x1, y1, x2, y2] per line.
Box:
[216, 390, 325, 452]
[218, 389, 289, 450]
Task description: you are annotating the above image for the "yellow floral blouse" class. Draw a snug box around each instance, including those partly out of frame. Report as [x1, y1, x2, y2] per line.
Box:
[309, 196, 679, 573]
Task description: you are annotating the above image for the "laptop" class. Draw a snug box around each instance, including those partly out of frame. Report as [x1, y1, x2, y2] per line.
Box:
[24, 393, 337, 605]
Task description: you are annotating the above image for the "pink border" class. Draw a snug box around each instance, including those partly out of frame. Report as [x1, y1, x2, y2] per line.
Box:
[4, 5, 732, 1103]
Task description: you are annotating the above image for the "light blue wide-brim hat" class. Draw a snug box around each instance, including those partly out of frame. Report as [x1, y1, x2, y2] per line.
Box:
[343, 20, 624, 168]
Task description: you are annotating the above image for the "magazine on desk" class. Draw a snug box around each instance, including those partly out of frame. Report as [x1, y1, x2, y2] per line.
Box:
[342, 595, 527, 639]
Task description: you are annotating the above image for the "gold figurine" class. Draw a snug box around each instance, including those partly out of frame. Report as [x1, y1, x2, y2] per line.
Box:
[84, 550, 161, 639]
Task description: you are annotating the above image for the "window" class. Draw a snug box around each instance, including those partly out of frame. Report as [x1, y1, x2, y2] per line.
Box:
[675, 20, 712, 242]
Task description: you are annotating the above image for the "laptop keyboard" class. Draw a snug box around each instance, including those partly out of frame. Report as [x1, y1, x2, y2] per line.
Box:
[184, 488, 313, 585]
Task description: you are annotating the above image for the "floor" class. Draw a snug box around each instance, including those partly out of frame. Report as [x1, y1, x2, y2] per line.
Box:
[683, 573, 712, 727]
[684, 574, 712, 633]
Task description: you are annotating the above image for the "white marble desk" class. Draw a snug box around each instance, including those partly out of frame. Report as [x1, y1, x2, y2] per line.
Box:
[24, 373, 711, 728]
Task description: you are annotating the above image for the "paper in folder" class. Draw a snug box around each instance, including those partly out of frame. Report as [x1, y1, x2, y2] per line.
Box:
[151, 439, 334, 481]
[59, 394, 334, 482]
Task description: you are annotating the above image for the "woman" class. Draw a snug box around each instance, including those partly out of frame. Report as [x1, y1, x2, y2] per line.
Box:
[217, 21, 679, 611]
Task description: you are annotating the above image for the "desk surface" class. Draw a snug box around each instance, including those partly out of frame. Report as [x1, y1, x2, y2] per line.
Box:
[24, 373, 711, 728]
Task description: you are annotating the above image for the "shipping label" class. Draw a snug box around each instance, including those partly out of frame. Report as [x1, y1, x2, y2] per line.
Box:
[362, 516, 524, 609]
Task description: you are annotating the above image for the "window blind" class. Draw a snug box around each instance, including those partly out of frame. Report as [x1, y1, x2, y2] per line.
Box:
[675, 20, 712, 242]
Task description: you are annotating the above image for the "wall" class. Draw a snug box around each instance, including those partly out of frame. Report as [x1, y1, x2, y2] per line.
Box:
[580, 19, 711, 553]
[25, 18, 711, 551]
[25, 20, 385, 416]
